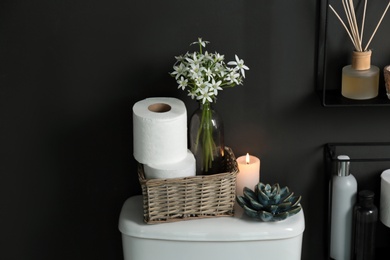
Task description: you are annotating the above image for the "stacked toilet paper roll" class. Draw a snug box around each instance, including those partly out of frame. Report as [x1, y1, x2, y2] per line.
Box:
[380, 169, 390, 227]
[144, 150, 195, 179]
[133, 97, 195, 179]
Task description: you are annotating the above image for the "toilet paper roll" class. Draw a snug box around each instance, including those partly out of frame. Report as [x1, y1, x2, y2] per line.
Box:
[133, 97, 187, 165]
[144, 150, 196, 179]
[380, 169, 390, 227]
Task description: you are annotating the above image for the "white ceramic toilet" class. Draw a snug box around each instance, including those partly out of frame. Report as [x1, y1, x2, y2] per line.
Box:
[118, 195, 305, 260]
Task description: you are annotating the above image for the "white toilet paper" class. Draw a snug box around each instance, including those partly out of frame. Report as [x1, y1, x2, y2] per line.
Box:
[380, 169, 390, 227]
[144, 150, 196, 179]
[133, 97, 187, 165]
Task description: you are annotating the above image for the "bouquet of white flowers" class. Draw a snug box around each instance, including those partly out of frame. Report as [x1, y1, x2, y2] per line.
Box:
[171, 38, 249, 104]
[171, 38, 249, 173]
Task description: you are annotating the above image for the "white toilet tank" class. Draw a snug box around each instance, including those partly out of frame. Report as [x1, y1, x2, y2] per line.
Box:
[119, 195, 305, 260]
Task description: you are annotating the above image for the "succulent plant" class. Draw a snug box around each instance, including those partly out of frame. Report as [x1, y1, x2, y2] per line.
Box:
[236, 182, 302, 222]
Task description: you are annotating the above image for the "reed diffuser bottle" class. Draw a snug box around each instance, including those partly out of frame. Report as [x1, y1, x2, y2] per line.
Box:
[329, 0, 390, 100]
[341, 50, 379, 99]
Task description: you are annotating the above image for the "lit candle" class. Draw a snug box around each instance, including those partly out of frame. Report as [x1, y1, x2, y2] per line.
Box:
[236, 153, 260, 196]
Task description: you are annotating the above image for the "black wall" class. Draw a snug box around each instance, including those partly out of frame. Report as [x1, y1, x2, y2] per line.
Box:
[1, 1, 390, 259]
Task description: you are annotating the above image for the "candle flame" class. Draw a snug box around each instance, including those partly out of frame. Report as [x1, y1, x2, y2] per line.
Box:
[246, 153, 250, 164]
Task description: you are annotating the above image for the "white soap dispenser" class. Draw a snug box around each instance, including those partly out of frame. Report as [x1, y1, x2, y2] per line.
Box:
[330, 155, 358, 260]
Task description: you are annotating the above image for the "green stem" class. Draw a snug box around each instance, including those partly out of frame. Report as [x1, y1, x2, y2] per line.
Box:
[195, 102, 216, 172]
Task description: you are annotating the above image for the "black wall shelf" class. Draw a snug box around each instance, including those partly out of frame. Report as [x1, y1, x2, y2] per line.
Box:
[319, 90, 390, 107]
[324, 142, 390, 259]
[325, 142, 390, 163]
[317, 0, 390, 107]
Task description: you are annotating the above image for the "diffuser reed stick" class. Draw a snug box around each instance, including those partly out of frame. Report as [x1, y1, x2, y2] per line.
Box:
[364, 2, 390, 50]
[329, 0, 390, 51]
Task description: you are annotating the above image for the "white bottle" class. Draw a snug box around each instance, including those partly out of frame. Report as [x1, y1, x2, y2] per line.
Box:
[330, 155, 357, 260]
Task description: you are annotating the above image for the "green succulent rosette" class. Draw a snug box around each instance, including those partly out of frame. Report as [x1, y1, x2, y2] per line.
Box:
[236, 182, 302, 222]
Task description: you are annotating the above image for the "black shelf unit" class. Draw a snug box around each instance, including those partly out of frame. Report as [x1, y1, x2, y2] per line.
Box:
[317, 0, 390, 107]
[325, 142, 390, 163]
[318, 90, 390, 107]
[324, 142, 390, 259]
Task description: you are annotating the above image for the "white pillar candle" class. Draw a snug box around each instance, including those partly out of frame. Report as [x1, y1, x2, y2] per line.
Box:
[236, 153, 260, 197]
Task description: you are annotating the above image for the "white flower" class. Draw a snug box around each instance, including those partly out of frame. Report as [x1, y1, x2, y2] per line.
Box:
[188, 90, 197, 100]
[213, 62, 224, 74]
[186, 52, 202, 65]
[196, 86, 214, 104]
[177, 76, 188, 90]
[194, 76, 204, 87]
[226, 69, 241, 85]
[214, 52, 224, 62]
[204, 68, 214, 81]
[203, 51, 213, 61]
[191, 37, 210, 47]
[210, 79, 223, 95]
[228, 55, 249, 78]
[174, 54, 186, 63]
[171, 63, 187, 79]
[189, 63, 202, 80]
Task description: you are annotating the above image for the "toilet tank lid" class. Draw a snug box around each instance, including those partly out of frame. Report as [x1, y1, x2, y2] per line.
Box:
[118, 196, 305, 242]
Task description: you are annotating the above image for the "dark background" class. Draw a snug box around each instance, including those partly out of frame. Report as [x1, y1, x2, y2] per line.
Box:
[1, 0, 390, 259]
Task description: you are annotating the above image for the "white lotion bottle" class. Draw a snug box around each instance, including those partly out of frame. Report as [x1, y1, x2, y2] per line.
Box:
[330, 155, 357, 260]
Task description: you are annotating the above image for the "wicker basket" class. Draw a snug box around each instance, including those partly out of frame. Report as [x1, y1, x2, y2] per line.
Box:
[138, 147, 238, 224]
